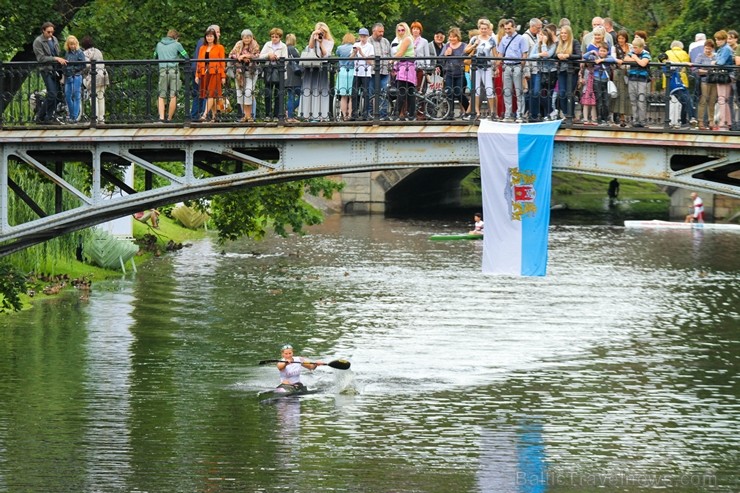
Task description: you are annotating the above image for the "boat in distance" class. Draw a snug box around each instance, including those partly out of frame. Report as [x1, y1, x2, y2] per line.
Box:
[624, 220, 740, 232]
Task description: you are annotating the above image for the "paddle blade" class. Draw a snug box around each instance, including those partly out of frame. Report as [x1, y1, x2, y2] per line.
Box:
[328, 359, 351, 370]
[258, 359, 281, 366]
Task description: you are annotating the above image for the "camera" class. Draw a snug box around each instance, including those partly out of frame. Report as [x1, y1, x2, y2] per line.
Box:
[318, 33, 323, 40]
[657, 53, 668, 62]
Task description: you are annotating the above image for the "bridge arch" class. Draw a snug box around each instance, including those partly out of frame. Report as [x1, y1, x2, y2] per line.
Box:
[1, 125, 738, 256]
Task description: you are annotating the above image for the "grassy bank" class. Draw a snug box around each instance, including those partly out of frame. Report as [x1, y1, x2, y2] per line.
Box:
[460, 170, 669, 218]
[8, 215, 210, 312]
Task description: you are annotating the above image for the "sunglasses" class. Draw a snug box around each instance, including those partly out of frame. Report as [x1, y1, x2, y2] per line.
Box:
[398, 28, 405, 32]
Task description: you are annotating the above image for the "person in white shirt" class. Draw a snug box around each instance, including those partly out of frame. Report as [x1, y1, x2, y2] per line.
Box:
[469, 212, 484, 234]
[685, 192, 705, 223]
[276, 344, 325, 391]
[351, 27, 375, 120]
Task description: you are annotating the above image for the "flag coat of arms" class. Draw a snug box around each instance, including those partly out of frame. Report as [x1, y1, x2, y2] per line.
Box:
[477, 120, 561, 276]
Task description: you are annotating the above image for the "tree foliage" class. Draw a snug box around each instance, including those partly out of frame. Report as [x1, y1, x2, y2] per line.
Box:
[3, 0, 737, 63]
[0, 261, 26, 313]
[205, 178, 343, 244]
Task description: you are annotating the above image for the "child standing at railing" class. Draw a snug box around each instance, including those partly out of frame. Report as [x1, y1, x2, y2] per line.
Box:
[624, 37, 652, 128]
[584, 42, 616, 126]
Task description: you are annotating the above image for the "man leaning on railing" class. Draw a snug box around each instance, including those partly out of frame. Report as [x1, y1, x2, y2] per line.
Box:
[32, 21, 67, 124]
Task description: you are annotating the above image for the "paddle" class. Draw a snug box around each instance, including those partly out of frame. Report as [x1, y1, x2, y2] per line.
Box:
[258, 359, 351, 370]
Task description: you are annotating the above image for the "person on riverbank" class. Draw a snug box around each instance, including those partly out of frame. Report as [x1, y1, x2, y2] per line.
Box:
[276, 344, 325, 391]
[607, 178, 619, 200]
[469, 212, 484, 235]
[134, 208, 160, 228]
[685, 192, 704, 223]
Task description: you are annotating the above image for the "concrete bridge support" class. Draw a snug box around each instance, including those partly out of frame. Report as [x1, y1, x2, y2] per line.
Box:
[669, 189, 740, 222]
[341, 167, 477, 214]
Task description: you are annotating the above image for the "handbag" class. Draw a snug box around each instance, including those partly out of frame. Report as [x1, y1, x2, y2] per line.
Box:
[300, 46, 324, 68]
[707, 69, 731, 84]
[263, 64, 280, 83]
[607, 79, 618, 99]
[288, 47, 303, 77]
[606, 70, 618, 99]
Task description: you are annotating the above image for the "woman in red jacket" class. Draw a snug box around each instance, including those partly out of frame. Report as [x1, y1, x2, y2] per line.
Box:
[195, 27, 226, 121]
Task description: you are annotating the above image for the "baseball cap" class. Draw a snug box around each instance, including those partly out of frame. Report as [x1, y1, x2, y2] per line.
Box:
[358, 28, 370, 36]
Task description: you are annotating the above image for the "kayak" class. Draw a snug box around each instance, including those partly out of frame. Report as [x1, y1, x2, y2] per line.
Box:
[624, 220, 740, 232]
[429, 233, 484, 241]
[258, 385, 319, 402]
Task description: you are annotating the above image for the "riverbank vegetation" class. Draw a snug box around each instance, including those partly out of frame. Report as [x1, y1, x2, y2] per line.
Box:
[1, 213, 210, 313]
[460, 169, 669, 216]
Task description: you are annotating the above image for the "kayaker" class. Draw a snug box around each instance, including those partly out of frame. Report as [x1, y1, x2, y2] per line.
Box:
[276, 344, 325, 391]
[684, 192, 704, 223]
[469, 213, 484, 235]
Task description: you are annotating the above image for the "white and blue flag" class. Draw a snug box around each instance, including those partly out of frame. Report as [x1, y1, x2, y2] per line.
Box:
[477, 120, 562, 276]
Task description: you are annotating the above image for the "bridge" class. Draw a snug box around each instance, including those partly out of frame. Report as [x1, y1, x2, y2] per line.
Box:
[1, 122, 738, 256]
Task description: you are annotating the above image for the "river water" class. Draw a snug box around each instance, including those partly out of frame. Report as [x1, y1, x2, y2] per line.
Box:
[0, 214, 738, 492]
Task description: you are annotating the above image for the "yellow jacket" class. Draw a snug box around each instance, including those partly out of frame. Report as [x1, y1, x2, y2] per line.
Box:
[663, 47, 690, 87]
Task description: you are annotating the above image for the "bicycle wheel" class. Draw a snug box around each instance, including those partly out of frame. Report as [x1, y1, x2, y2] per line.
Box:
[425, 91, 451, 120]
[366, 91, 390, 120]
[331, 93, 342, 122]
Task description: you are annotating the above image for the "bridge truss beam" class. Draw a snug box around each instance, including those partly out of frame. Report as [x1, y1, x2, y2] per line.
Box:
[1, 126, 738, 256]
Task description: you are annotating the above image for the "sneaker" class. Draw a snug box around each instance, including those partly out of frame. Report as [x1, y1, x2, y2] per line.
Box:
[689, 118, 698, 126]
[515, 117, 524, 123]
[503, 117, 515, 123]
[632, 122, 644, 128]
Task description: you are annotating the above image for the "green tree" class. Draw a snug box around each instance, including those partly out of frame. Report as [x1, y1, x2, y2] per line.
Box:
[0, 261, 26, 313]
[206, 178, 343, 244]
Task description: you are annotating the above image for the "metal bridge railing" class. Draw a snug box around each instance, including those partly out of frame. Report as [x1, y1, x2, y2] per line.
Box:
[1, 56, 738, 131]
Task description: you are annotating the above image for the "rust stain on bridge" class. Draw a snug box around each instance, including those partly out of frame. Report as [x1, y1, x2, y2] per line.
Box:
[612, 151, 650, 173]
[2, 124, 738, 150]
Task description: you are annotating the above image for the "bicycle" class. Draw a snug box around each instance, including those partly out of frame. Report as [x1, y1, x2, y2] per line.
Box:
[331, 72, 450, 122]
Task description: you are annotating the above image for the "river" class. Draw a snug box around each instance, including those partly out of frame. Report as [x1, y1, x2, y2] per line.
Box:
[0, 214, 738, 492]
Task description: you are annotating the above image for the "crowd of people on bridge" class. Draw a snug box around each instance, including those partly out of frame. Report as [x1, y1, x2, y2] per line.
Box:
[30, 16, 740, 130]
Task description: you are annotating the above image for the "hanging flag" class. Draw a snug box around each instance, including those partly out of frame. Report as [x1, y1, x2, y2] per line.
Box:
[478, 120, 562, 276]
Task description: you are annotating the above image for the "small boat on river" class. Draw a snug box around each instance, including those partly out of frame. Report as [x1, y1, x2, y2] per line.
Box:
[624, 220, 740, 232]
[429, 233, 484, 241]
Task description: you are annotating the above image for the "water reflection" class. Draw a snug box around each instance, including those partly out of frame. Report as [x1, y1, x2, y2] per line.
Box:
[0, 216, 737, 492]
[274, 398, 302, 469]
[83, 285, 136, 490]
[477, 421, 547, 493]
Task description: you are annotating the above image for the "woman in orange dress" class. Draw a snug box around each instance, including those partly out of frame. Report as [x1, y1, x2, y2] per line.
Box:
[195, 27, 226, 121]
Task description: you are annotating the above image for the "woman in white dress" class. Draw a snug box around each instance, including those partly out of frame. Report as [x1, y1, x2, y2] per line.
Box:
[298, 22, 334, 121]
